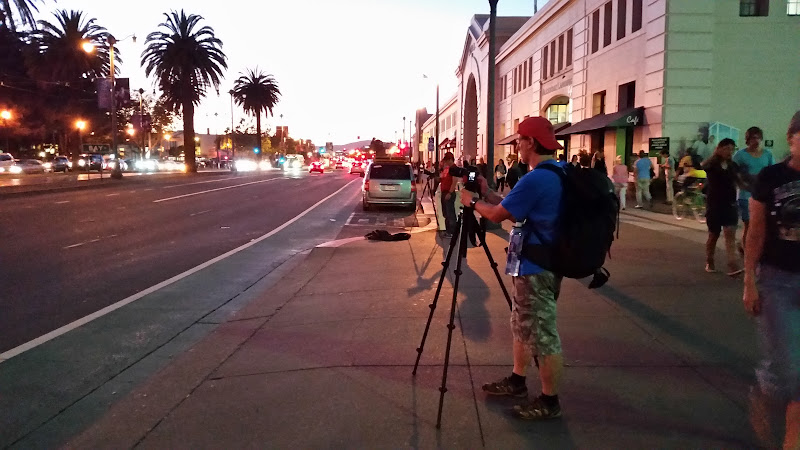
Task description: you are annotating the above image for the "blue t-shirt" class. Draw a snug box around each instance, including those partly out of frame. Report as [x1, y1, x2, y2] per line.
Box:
[500, 160, 564, 276]
[732, 148, 775, 200]
[635, 157, 652, 180]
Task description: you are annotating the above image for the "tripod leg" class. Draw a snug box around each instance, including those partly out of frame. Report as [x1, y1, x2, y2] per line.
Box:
[412, 214, 463, 375]
[479, 238, 513, 311]
[435, 211, 469, 429]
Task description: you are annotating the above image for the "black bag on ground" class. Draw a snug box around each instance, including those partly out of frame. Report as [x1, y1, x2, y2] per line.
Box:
[522, 163, 619, 287]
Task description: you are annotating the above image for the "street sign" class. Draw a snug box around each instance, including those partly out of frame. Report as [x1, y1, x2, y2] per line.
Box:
[427, 137, 434, 152]
[83, 144, 110, 153]
[648, 137, 669, 155]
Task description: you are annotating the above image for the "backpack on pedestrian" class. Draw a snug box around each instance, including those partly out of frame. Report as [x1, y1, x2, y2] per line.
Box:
[522, 163, 619, 288]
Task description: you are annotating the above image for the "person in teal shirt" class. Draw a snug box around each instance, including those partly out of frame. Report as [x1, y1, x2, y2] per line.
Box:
[732, 126, 775, 254]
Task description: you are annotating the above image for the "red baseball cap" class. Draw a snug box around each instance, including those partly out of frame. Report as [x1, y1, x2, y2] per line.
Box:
[518, 117, 563, 151]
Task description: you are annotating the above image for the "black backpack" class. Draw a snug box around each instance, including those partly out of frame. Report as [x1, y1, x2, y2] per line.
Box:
[522, 163, 619, 288]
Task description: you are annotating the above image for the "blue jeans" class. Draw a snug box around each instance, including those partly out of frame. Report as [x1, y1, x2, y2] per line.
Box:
[755, 264, 800, 402]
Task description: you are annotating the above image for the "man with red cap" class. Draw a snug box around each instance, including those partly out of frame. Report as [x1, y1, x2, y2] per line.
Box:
[460, 116, 566, 420]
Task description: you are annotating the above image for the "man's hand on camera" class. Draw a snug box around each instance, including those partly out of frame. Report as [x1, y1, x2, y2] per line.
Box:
[460, 189, 477, 207]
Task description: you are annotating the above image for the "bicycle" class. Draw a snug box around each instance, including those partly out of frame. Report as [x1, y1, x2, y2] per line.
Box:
[672, 179, 707, 223]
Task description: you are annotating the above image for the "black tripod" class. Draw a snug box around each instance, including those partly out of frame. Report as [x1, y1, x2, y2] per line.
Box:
[412, 206, 512, 429]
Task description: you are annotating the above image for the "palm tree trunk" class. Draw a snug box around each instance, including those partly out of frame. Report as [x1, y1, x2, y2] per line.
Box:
[183, 98, 197, 173]
[256, 112, 262, 162]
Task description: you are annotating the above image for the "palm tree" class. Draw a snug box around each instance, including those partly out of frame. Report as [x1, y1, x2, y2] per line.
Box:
[1, 0, 43, 32]
[232, 68, 280, 161]
[141, 10, 226, 172]
[29, 10, 117, 82]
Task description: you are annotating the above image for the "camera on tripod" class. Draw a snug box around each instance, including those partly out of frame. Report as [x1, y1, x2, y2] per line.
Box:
[447, 165, 480, 194]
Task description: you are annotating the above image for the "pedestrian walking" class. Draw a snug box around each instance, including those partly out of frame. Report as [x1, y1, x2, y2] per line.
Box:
[701, 138, 742, 275]
[733, 126, 775, 256]
[506, 159, 520, 190]
[660, 148, 676, 204]
[592, 151, 607, 175]
[438, 152, 457, 237]
[459, 117, 566, 421]
[633, 150, 653, 208]
[743, 111, 800, 450]
[612, 155, 630, 210]
[495, 158, 507, 192]
[570, 154, 579, 167]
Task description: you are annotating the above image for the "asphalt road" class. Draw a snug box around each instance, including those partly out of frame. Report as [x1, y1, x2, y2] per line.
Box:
[0, 169, 359, 353]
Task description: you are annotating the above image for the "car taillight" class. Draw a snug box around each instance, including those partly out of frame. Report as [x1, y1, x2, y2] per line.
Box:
[411, 182, 416, 192]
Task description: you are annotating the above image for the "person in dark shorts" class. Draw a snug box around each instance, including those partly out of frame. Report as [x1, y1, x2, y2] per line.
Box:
[701, 138, 743, 276]
[744, 110, 800, 449]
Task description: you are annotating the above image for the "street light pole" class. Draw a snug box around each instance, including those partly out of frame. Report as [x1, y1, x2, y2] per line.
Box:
[139, 88, 145, 159]
[435, 83, 440, 169]
[486, 0, 498, 189]
[108, 35, 122, 179]
[229, 89, 235, 170]
[0, 110, 10, 152]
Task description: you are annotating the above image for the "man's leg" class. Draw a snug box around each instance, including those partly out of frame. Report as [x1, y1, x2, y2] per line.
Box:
[538, 353, 564, 396]
[644, 179, 652, 203]
[666, 175, 674, 203]
[512, 339, 533, 376]
[618, 184, 627, 210]
[738, 198, 750, 255]
[635, 179, 644, 207]
[723, 225, 742, 275]
[706, 231, 719, 272]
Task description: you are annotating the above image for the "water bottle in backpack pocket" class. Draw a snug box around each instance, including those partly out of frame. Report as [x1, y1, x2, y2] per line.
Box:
[505, 221, 525, 276]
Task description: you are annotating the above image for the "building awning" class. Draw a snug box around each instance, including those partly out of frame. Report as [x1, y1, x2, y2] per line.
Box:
[439, 138, 450, 148]
[556, 107, 644, 137]
[496, 122, 571, 145]
[497, 133, 519, 145]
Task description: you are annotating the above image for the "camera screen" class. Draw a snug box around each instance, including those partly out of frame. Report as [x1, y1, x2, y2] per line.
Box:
[468, 172, 476, 181]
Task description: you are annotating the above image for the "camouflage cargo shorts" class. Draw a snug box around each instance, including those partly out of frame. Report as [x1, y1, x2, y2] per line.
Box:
[511, 271, 563, 356]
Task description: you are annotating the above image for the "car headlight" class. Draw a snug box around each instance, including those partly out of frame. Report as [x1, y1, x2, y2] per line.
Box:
[67, 161, 73, 168]
[292, 160, 302, 169]
[9, 166, 22, 174]
[78, 159, 86, 167]
[43, 162, 52, 169]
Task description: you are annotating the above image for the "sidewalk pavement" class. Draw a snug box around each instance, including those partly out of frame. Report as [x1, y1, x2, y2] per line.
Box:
[65, 213, 761, 448]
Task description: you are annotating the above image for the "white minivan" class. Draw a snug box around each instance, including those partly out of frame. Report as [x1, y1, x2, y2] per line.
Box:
[0, 153, 16, 173]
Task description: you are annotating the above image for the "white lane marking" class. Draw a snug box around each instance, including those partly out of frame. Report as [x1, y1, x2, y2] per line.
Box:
[106, 193, 120, 197]
[1, 178, 360, 363]
[153, 177, 284, 203]
[62, 234, 118, 249]
[619, 217, 683, 232]
[162, 174, 262, 189]
[55, 200, 70, 204]
[190, 209, 212, 217]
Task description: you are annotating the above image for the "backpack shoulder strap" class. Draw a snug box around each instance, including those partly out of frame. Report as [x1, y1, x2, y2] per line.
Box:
[534, 162, 566, 181]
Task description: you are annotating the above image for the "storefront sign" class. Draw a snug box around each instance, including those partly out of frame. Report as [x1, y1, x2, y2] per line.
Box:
[427, 137, 434, 151]
[542, 75, 573, 95]
[648, 137, 669, 155]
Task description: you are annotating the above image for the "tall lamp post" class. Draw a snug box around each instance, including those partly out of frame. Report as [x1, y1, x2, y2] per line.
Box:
[228, 89, 236, 170]
[76, 120, 86, 158]
[486, 0, 499, 189]
[0, 110, 10, 152]
[138, 88, 146, 159]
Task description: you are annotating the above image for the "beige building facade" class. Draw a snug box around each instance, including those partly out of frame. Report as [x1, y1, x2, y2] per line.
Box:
[443, 0, 799, 173]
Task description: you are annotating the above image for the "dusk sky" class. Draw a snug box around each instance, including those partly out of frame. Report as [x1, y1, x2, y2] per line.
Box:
[34, 0, 545, 145]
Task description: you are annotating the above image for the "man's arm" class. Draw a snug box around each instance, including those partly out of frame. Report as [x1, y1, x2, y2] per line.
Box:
[459, 188, 513, 223]
[743, 198, 767, 315]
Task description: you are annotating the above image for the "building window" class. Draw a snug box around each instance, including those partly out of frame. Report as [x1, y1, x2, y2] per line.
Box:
[618, 81, 636, 109]
[542, 47, 549, 80]
[632, 0, 643, 32]
[513, 118, 520, 133]
[592, 9, 600, 53]
[524, 60, 529, 88]
[790, 0, 800, 15]
[550, 41, 556, 77]
[528, 57, 533, 87]
[513, 67, 518, 93]
[617, 0, 627, 40]
[546, 103, 569, 124]
[603, 1, 613, 47]
[566, 29, 573, 66]
[557, 35, 564, 72]
[592, 91, 606, 116]
[740, 0, 769, 16]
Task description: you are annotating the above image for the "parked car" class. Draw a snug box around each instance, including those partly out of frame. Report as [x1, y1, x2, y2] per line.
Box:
[17, 159, 46, 174]
[46, 156, 72, 172]
[362, 157, 416, 211]
[0, 153, 15, 173]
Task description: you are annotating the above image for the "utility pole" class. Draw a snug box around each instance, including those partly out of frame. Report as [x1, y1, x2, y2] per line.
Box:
[486, 0, 498, 189]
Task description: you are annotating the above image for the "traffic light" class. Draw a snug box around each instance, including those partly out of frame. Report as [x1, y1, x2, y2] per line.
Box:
[253, 147, 260, 154]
